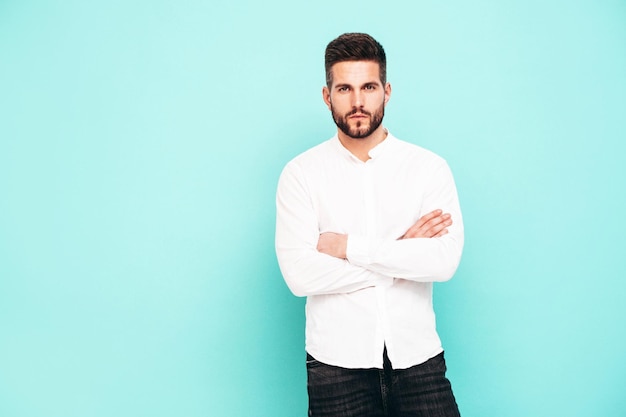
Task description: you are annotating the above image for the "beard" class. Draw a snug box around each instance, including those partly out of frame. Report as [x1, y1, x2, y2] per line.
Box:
[331, 101, 385, 139]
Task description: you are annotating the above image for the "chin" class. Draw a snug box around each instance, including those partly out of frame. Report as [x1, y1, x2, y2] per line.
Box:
[350, 125, 371, 138]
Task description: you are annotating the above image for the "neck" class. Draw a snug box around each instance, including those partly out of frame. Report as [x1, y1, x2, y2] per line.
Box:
[337, 126, 388, 162]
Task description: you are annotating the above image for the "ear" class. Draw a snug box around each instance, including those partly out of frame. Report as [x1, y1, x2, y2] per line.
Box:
[384, 82, 392, 106]
[322, 86, 332, 110]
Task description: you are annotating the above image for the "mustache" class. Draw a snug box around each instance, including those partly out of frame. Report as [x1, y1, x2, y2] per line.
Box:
[346, 108, 371, 117]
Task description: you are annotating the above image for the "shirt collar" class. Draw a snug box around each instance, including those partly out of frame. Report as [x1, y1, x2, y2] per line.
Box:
[331, 128, 394, 161]
[368, 129, 392, 159]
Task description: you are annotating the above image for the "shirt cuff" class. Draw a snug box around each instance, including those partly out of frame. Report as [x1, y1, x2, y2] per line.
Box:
[346, 234, 379, 268]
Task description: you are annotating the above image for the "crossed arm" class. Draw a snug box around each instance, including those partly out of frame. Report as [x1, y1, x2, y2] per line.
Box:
[317, 209, 452, 259]
[276, 161, 463, 297]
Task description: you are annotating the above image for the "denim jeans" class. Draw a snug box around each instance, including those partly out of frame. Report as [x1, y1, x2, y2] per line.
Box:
[306, 349, 460, 417]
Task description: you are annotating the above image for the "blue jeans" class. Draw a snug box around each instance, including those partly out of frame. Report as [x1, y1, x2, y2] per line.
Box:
[306, 349, 460, 417]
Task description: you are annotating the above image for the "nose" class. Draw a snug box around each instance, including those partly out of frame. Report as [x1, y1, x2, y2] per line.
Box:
[352, 90, 363, 108]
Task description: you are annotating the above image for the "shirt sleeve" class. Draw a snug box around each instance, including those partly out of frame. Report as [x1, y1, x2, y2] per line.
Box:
[346, 160, 464, 282]
[275, 162, 393, 297]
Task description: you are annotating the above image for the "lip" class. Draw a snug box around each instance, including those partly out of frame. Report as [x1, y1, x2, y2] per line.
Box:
[349, 114, 368, 119]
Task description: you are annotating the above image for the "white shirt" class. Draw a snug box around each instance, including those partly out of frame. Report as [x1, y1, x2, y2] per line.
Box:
[275, 132, 464, 369]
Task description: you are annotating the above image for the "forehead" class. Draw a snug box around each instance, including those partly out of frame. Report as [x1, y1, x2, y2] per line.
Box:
[330, 60, 382, 85]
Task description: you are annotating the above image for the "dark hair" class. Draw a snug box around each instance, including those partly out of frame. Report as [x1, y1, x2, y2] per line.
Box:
[324, 33, 387, 87]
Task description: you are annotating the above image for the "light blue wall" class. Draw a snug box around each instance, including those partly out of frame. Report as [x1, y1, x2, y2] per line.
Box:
[1, 1, 625, 416]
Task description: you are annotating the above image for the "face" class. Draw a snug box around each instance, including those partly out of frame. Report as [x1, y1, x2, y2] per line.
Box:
[323, 61, 391, 139]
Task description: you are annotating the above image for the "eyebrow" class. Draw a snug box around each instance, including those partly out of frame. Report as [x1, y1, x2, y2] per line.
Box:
[334, 81, 380, 89]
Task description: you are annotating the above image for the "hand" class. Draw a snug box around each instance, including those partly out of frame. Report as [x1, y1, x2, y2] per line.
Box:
[399, 209, 452, 239]
[317, 232, 348, 259]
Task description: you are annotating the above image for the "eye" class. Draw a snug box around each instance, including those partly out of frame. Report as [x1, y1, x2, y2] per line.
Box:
[337, 86, 350, 92]
[364, 84, 377, 90]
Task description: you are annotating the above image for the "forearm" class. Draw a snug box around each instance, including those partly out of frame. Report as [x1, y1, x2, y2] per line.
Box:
[276, 245, 391, 296]
[346, 232, 463, 282]
[345, 159, 464, 281]
[276, 163, 392, 297]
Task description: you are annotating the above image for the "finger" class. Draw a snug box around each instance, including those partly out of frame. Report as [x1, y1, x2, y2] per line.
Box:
[430, 218, 453, 238]
[402, 210, 451, 239]
[413, 209, 443, 229]
[419, 209, 443, 225]
[423, 212, 451, 229]
[412, 215, 452, 239]
[404, 210, 444, 237]
[412, 213, 449, 237]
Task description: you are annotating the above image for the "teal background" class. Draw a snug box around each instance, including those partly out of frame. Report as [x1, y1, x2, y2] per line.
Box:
[1, 1, 625, 416]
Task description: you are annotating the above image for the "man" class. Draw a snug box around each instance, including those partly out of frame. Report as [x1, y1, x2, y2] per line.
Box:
[275, 33, 464, 417]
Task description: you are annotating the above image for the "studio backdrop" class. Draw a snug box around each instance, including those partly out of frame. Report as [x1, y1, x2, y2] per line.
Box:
[1, 1, 625, 416]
